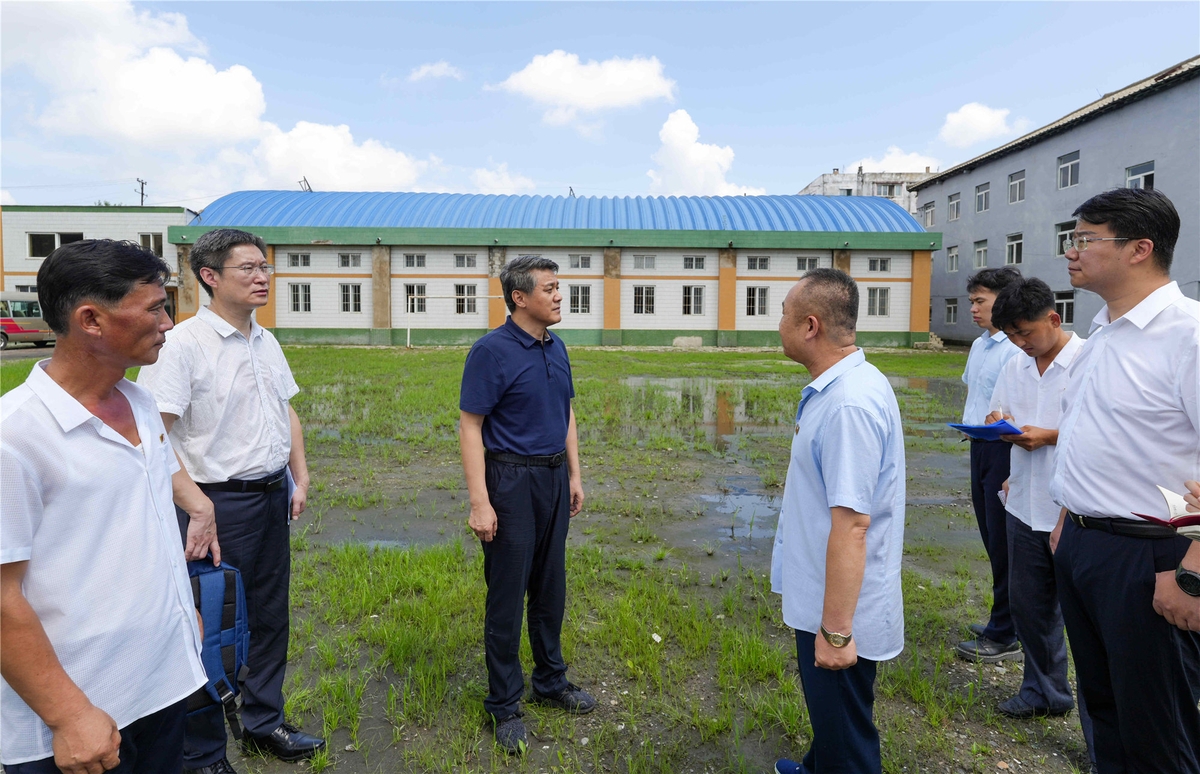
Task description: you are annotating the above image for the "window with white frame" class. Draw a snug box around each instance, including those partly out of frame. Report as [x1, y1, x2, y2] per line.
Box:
[287, 253, 311, 268]
[746, 287, 769, 316]
[404, 253, 426, 268]
[945, 298, 958, 325]
[28, 232, 82, 258]
[1056, 220, 1076, 256]
[875, 183, 898, 197]
[569, 285, 591, 314]
[339, 253, 362, 268]
[139, 233, 164, 256]
[948, 193, 961, 221]
[840, 188, 853, 196]
[633, 286, 655, 314]
[632, 255, 655, 270]
[1055, 291, 1075, 325]
[976, 182, 990, 212]
[682, 285, 704, 315]
[868, 257, 891, 272]
[568, 254, 591, 270]
[290, 283, 311, 313]
[747, 255, 769, 270]
[974, 240, 988, 268]
[340, 283, 362, 313]
[1008, 170, 1025, 204]
[1058, 151, 1080, 189]
[1126, 161, 1155, 190]
[867, 288, 890, 317]
[455, 254, 477, 268]
[921, 202, 935, 228]
[14, 284, 36, 293]
[405, 284, 426, 313]
[797, 256, 820, 272]
[947, 246, 959, 272]
[683, 255, 706, 270]
[455, 284, 477, 314]
[1006, 234, 1023, 265]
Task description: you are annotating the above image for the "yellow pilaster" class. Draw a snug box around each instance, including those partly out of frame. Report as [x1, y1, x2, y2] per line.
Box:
[602, 247, 621, 345]
[256, 245, 276, 328]
[717, 248, 737, 346]
[909, 250, 932, 334]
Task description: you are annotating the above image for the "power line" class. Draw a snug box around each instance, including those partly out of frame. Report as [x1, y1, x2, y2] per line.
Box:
[4, 178, 133, 190]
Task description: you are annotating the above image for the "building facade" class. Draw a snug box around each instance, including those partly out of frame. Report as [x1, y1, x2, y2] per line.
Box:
[913, 56, 1199, 344]
[167, 192, 940, 347]
[798, 168, 933, 216]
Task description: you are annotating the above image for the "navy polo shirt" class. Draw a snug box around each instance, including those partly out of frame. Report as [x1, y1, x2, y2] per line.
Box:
[459, 317, 575, 456]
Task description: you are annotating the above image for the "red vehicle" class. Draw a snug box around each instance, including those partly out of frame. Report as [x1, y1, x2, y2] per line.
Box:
[0, 292, 56, 350]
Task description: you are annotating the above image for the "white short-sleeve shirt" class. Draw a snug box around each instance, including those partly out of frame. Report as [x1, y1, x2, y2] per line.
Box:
[1051, 282, 1200, 520]
[961, 330, 1022, 424]
[990, 333, 1083, 532]
[137, 306, 300, 483]
[1, 363, 206, 765]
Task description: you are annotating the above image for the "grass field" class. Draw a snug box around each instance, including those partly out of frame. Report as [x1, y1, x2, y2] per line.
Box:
[0, 346, 1094, 773]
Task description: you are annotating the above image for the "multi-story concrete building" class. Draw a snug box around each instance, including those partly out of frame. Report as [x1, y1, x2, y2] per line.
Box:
[913, 55, 1199, 344]
[799, 168, 933, 216]
[0, 205, 196, 319]
[167, 191, 941, 347]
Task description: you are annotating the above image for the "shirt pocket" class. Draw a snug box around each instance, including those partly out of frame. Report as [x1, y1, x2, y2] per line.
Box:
[269, 366, 292, 403]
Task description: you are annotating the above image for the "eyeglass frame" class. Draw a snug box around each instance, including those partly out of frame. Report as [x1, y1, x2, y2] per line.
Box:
[216, 263, 276, 276]
[1062, 235, 1130, 253]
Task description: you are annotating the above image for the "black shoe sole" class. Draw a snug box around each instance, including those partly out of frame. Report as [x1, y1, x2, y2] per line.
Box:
[530, 693, 596, 714]
[241, 740, 325, 763]
[999, 705, 1073, 719]
[954, 645, 1024, 664]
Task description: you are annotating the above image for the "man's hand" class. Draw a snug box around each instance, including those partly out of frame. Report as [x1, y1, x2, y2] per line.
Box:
[569, 476, 584, 517]
[1185, 480, 1200, 514]
[49, 703, 121, 774]
[815, 630, 858, 670]
[1001, 478, 1010, 497]
[469, 501, 498, 542]
[184, 495, 220, 564]
[290, 480, 308, 521]
[1002, 425, 1058, 451]
[1154, 570, 1200, 631]
[984, 410, 1007, 425]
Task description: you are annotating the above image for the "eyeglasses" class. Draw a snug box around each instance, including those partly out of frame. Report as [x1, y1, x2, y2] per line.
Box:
[1062, 236, 1129, 253]
[218, 263, 275, 276]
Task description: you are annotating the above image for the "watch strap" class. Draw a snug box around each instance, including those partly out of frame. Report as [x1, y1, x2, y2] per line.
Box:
[819, 625, 853, 648]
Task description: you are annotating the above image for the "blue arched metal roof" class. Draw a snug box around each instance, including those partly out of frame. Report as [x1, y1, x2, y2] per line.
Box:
[192, 191, 925, 233]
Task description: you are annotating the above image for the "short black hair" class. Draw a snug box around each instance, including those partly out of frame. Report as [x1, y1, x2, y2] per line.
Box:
[967, 266, 1022, 294]
[500, 255, 559, 312]
[796, 268, 858, 341]
[990, 277, 1056, 332]
[190, 228, 267, 297]
[37, 239, 170, 334]
[1073, 188, 1179, 273]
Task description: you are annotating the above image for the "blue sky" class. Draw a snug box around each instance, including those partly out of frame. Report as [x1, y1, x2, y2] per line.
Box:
[2, 2, 1197, 207]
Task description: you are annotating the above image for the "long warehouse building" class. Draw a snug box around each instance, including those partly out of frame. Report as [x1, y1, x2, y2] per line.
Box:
[167, 191, 941, 347]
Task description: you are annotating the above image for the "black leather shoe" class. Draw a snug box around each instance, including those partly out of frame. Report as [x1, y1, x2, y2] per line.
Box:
[531, 681, 597, 714]
[954, 637, 1023, 663]
[998, 694, 1073, 719]
[243, 721, 326, 762]
[967, 622, 986, 637]
[184, 759, 238, 774]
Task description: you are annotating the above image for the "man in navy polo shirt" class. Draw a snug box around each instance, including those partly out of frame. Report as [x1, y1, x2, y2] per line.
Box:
[459, 255, 595, 753]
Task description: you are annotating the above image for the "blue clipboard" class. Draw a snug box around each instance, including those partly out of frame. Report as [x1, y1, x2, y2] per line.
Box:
[947, 419, 1024, 442]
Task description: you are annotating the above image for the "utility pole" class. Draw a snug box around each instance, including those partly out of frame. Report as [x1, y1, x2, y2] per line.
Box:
[299, 176, 312, 192]
[568, 186, 575, 198]
[136, 178, 147, 206]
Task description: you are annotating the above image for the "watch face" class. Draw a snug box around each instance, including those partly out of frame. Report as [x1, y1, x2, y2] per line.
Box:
[1179, 568, 1200, 597]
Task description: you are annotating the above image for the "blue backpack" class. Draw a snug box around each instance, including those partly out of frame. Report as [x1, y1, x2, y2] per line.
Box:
[187, 561, 251, 739]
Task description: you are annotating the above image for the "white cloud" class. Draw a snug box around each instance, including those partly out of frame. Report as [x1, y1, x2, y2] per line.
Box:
[495, 50, 675, 127]
[408, 61, 464, 83]
[250, 122, 429, 191]
[846, 146, 941, 174]
[938, 103, 1032, 148]
[646, 110, 764, 196]
[471, 163, 536, 195]
[1, 190, 16, 206]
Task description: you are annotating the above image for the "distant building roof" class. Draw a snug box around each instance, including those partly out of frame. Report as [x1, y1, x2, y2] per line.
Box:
[192, 191, 925, 233]
[912, 55, 1200, 192]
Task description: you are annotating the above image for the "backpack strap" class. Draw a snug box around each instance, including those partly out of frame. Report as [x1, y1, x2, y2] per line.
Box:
[196, 569, 245, 739]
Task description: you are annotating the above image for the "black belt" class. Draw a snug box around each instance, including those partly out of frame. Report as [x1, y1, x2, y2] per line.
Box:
[485, 450, 566, 468]
[198, 474, 287, 493]
[1068, 511, 1177, 539]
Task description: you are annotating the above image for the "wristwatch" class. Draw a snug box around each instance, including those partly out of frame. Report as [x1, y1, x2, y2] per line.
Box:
[1176, 564, 1200, 597]
[819, 625, 853, 648]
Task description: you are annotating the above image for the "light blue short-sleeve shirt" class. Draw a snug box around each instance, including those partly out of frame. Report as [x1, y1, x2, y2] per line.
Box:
[961, 329, 1022, 424]
[770, 349, 907, 661]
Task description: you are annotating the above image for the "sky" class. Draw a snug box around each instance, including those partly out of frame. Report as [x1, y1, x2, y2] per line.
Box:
[2, 1, 1197, 209]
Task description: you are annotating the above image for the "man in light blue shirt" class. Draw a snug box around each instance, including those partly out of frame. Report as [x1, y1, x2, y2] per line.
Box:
[956, 267, 1023, 664]
[770, 269, 905, 774]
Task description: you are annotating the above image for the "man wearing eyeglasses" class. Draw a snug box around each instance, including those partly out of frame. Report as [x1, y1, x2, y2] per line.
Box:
[1049, 188, 1200, 771]
[138, 229, 324, 773]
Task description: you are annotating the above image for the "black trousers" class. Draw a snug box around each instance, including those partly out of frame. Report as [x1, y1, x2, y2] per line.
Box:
[176, 470, 290, 767]
[480, 457, 571, 719]
[970, 440, 1015, 644]
[1055, 517, 1200, 773]
[793, 630, 881, 774]
[4, 699, 187, 774]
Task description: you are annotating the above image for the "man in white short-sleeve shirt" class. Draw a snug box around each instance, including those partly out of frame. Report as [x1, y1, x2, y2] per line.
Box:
[1049, 188, 1200, 771]
[770, 269, 905, 774]
[1, 239, 205, 774]
[138, 229, 323, 773]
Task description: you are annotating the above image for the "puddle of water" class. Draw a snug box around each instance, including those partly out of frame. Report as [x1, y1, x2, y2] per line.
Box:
[696, 477, 781, 542]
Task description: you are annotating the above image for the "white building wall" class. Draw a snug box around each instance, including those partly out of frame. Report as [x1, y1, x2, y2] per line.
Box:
[856, 282, 911, 332]
[849, 250, 912, 278]
[390, 278, 489, 330]
[620, 278, 719, 330]
[557, 276, 604, 330]
[274, 245, 373, 329]
[740, 250, 834, 278]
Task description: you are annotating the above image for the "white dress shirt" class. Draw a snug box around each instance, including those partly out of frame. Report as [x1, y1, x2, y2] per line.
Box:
[137, 306, 300, 483]
[1, 363, 206, 765]
[990, 333, 1083, 532]
[961, 329, 1022, 424]
[1051, 282, 1200, 520]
